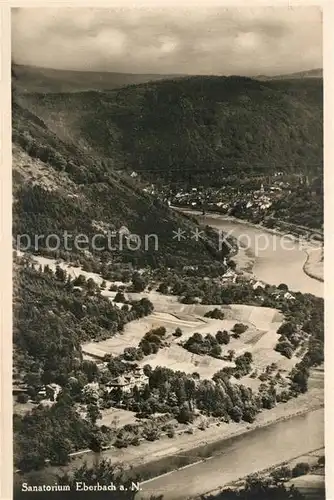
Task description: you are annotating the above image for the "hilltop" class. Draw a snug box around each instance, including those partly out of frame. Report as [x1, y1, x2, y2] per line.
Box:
[256, 68, 323, 81]
[12, 63, 322, 93]
[13, 71, 323, 186]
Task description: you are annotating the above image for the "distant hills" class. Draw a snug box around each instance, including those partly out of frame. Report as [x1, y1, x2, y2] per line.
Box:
[256, 68, 323, 81]
[12, 63, 322, 94]
[12, 64, 186, 94]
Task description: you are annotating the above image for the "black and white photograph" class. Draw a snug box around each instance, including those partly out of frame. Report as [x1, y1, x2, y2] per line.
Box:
[10, 4, 324, 500]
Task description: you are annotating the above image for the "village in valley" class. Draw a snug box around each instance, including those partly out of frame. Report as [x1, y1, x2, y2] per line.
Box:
[140, 172, 308, 213]
[138, 170, 323, 243]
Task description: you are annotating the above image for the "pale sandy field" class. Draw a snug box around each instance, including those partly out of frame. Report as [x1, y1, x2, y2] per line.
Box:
[82, 310, 206, 358]
[82, 302, 285, 380]
[18, 254, 298, 388]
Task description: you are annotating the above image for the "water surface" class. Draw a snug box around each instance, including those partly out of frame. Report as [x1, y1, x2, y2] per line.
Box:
[195, 213, 323, 297]
[140, 408, 324, 500]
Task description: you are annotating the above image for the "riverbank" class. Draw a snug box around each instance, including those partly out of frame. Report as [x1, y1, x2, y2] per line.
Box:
[175, 208, 323, 251]
[62, 382, 323, 479]
[32, 388, 323, 485]
[174, 207, 324, 286]
[173, 207, 323, 242]
[198, 446, 325, 499]
[139, 407, 324, 500]
[303, 246, 324, 283]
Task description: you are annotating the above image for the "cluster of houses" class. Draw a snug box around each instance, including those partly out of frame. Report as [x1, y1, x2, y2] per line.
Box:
[249, 278, 295, 301]
[180, 261, 296, 302]
[167, 180, 289, 215]
[221, 269, 238, 284]
[219, 271, 296, 301]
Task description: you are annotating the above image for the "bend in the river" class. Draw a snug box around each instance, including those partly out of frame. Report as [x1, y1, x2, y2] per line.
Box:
[177, 209, 323, 298]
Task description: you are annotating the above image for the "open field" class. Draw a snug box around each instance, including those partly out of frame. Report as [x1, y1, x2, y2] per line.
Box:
[82, 301, 286, 381]
[19, 253, 129, 288]
[137, 309, 285, 379]
[97, 407, 138, 428]
[138, 343, 235, 378]
[82, 310, 206, 358]
[21, 255, 290, 383]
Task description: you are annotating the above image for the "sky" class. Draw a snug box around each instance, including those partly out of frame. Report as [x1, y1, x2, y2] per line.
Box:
[11, 6, 322, 76]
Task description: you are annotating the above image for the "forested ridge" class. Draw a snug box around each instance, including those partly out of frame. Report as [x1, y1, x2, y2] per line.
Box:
[12, 99, 230, 268]
[14, 75, 323, 184]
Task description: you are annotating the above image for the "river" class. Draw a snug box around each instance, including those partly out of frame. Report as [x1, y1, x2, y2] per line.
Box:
[179, 210, 323, 298]
[140, 408, 324, 500]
